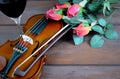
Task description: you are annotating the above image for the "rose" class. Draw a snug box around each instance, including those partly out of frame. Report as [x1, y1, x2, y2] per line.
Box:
[46, 8, 62, 21]
[46, 3, 82, 21]
[55, 2, 70, 10]
[67, 4, 82, 18]
[73, 24, 91, 37]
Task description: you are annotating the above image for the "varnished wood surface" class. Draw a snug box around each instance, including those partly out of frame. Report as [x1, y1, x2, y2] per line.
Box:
[40, 66, 120, 79]
[0, 0, 120, 79]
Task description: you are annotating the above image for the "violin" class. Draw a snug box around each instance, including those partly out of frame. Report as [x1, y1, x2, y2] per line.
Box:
[0, 14, 72, 79]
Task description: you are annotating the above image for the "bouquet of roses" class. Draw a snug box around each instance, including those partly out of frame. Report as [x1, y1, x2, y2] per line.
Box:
[45, 0, 120, 48]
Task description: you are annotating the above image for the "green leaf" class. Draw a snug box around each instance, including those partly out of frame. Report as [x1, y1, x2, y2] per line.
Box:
[105, 30, 119, 40]
[58, 0, 70, 3]
[62, 14, 86, 26]
[73, 34, 84, 45]
[83, 23, 89, 27]
[90, 35, 104, 48]
[62, 16, 72, 25]
[103, 1, 111, 15]
[92, 25, 104, 34]
[98, 18, 107, 27]
[88, 2, 101, 12]
[106, 23, 113, 29]
[86, 19, 92, 24]
[108, 0, 120, 3]
[77, 8, 83, 14]
[70, 17, 82, 25]
[63, 16, 78, 26]
[62, 16, 77, 25]
[76, 13, 84, 20]
[87, 14, 97, 21]
[72, 0, 82, 3]
[55, 9, 63, 15]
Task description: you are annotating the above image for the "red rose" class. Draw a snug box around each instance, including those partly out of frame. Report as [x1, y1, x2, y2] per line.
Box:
[67, 4, 81, 18]
[73, 24, 91, 37]
[55, 3, 70, 10]
[46, 9, 62, 21]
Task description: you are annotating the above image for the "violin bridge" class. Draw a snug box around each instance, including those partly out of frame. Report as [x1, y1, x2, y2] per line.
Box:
[22, 35, 33, 45]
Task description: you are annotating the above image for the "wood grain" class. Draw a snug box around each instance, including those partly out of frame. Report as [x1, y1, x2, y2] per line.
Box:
[0, 0, 120, 79]
[40, 66, 120, 79]
[45, 25, 120, 65]
[0, 0, 58, 25]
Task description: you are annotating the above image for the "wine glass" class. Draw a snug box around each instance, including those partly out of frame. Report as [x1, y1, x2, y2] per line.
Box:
[0, 0, 27, 34]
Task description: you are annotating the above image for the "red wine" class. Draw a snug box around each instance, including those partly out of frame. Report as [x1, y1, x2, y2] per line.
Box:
[0, 0, 27, 18]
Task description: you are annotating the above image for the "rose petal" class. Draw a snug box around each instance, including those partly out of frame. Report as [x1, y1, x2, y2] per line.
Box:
[55, 3, 70, 10]
[46, 9, 62, 20]
[73, 24, 91, 36]
[67, 4, 81, 18]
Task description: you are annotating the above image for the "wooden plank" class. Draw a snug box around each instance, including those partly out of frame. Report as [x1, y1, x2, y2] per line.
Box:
[0, 1, 120, 79]
[40, 66, 120, 79]
[0, 0, 58, 25]
[0, 25, 120, 64]
[0, 21, 120, 64]
[45, 25, 120, 64]
[0, 26, 20, 45]
[109, 11, 120, 25]
[0, 0, 120, 25]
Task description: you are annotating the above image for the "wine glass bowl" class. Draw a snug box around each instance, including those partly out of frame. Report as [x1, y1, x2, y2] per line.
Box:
[0, 0, 27, 34]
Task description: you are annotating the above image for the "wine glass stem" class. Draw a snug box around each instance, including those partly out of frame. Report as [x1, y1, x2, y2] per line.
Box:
[10, 15, 23, 35]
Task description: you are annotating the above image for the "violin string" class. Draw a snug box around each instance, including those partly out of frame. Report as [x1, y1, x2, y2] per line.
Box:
[25, 16, 46, 35]
[20, 17, 47, 47]
[29, 16, 47, 34]
[13, 24, 70, 75]
[15, 16, 47, 51]
[14, 17, 43, 49]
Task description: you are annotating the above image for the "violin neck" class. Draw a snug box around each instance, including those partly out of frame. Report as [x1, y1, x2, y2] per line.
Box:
[29, 16, 48, 35]
[14, 24, 72, 76]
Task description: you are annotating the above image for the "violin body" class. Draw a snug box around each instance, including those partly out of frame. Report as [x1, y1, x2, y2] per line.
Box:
[0, 14, 62, 79]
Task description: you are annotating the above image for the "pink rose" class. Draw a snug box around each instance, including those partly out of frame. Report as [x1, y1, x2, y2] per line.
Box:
[55, 3, 70, 10]
[73, 24, 91, 37]
[46, 9, 62, 21]
[67, 4, 81, 18]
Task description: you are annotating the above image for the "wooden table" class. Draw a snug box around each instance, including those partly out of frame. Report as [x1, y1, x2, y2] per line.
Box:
[0, 0, 120, 79]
